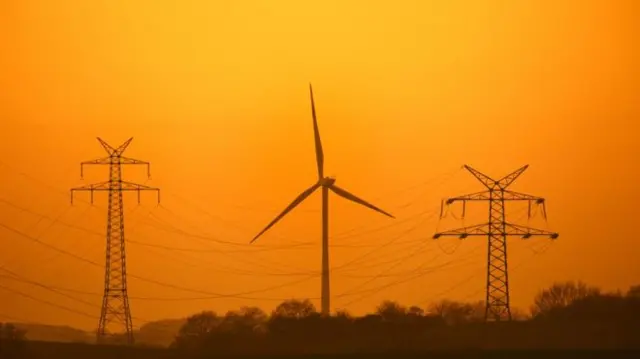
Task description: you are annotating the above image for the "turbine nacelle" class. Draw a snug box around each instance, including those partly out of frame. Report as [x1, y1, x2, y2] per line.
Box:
[319, 177, 336, 187]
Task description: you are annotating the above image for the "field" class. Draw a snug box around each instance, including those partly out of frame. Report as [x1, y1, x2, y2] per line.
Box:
[1, 340, 638, 359]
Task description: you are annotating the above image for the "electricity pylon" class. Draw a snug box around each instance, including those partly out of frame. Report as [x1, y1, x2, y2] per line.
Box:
[71, 138, 160, 345]
[433, 165, 558, 322]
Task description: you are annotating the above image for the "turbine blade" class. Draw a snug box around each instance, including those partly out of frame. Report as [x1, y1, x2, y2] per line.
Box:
[329, 185, 395, 218]
[250, 183, 321, 243]
[310, 83, 324, 179]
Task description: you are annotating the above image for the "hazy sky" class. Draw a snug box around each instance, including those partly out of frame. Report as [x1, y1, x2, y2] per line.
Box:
[0, 0, 638, 331]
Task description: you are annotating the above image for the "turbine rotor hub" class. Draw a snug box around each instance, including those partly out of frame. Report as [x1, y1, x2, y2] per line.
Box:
[320, 177, 336, 186]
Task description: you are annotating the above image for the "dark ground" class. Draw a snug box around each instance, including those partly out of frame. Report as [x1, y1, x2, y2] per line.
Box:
[1, 340, 639, 359]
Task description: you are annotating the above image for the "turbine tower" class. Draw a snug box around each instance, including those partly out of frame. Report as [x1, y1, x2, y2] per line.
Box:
[71, 138, 160, 345]
[250, 84, 395, 316]
[433, 165, 558, 322]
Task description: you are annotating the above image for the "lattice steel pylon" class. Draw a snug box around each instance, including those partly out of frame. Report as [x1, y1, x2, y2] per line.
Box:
[433, 165, 558, 322]
[70, 138, 160, 345]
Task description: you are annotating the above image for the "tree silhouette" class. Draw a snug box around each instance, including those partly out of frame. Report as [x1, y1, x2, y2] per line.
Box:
[334, 309, 353, 319]
[219, 306, 268, 335]
[531, 281, 601, 317]
[627, 285, 640, 298]
[407, 305, 425, 317]
[271, 299, 317, 319]
[173, 311, 220, 350]
[137, 318, 185, 347]
[0, 323, 27, 357]
[510, 306, 530, 321]
[428, 299, 484, 325]
[0, 323, 26, 341]
[375, 300, 407, 322]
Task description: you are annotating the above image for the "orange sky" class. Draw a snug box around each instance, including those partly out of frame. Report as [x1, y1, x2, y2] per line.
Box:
[0, 0, 638, 332]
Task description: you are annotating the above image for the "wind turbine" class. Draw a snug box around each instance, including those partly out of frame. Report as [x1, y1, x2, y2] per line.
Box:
[250, 84, 395, 316]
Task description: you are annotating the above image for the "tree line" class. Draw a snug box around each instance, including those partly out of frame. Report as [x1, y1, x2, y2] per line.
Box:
[170, 281, 640, 354]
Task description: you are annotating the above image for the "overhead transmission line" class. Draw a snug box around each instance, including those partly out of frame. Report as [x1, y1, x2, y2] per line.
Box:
[0, 270, 150, 326]
[3, 159, 541, 316]
[337, 245, 486, 308]
[418, 238, 557, 308]
[0, 166, 481, 300]
[0, 220, 325, 301]
[0, 283, 98, 320]
[1, 159, 463, 256]
[0, 214, 471, 305]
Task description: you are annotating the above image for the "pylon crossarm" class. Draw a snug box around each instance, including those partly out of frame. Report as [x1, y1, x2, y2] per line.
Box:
[497, 165, 529, 189]
[124, 181, 161, 204]
[80, 157, 112, 177]
[97, 137, 133, 157]
[80, 156, 149, 166]
[446, 190, 491, 203]
[70, 181, 108, 204]
[72, 181, 157, 191]
[119, 157, 152, 178]
[446, 190, 543, 202]
[70, 181, 160, 204]
[71, 181, 111, 192]
[118, 156, 150, 166]
[117, 181, 157, 191]
[433, 223, 490, 239]
[80, 156, 151, 178]
[502, 190, 544, 202]
[82, 157, 112, 166]
[504, 223, 559, 239]
[97, 138, 117, 155]
[463, 165, 496, 189]
[114, 138, 133, 155]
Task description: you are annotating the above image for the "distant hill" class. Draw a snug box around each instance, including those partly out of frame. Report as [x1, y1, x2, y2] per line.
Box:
[13, 323, 93, 344]
[137, 318, 186, 347]
[8, 318, 185, 347]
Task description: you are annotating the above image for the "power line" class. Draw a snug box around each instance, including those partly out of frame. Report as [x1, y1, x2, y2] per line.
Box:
[138, 203, 438, 276]
[0, 197, 318, 253]
[0, 271, 150, 327]
[331, 207, 439, 272]
[2, 157, 461, 256]
[2, 156, 558, 324]
[0, 267, 97, 309]
[1, 194, 328, 283]
[129, 202, 450, 280]
[4, 176, 330, 288]
[0, 312, 32, 324]
[0, 283, 98, 320]
[165, 166, 462, 216]
[338, 246, 485, 308]
[0, 220, 316, 300]
[0, 274, 100, 296]
[0, 207, 474, 308]
[421, 238, 557, 307]
[338, 241, 436, 298]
